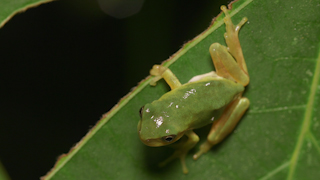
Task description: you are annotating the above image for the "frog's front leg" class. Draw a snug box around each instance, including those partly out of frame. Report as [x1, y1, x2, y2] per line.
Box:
[210, 6, 249, 86]
[149, 65, 182, 90]
[159, 130, 199, 174]
[193, 97, 249, 160]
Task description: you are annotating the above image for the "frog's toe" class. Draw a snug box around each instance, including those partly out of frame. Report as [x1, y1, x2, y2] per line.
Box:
[150, 65, 166, 76]
[150, 75, 162, 86]
[181, 161, 188, 174]
[193, 151, 203, 160]
[193, 140, 213, 160]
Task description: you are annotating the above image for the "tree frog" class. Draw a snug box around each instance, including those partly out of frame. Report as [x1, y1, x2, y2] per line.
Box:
[137, 5, 250, 174]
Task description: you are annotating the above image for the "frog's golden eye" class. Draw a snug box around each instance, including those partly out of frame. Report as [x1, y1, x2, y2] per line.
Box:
[162, 135, 176, 142]
[139, 106, 144, 118]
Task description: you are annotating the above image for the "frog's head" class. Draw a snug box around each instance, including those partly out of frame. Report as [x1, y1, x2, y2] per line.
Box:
[137, 104, 185, 147]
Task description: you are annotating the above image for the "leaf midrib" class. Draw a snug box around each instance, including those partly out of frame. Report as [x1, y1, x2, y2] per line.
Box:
[287, 45, 320, 180]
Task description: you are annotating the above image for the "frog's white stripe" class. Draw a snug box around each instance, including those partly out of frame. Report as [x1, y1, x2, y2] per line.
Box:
[188, 71, 222, 83]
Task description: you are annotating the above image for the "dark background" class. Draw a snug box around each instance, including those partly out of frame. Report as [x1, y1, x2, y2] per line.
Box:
[0, 0, 228, 179]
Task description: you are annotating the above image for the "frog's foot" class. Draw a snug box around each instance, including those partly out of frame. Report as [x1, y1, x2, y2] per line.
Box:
[217, 5, 249, 85]
[158, 148, 189, 174]
[159, 130, 199, 174]
[193, 141, 213, 160]
[221, 6, 247, 35]
[149, 65, 182, 89]
[149, 65, 167, 86]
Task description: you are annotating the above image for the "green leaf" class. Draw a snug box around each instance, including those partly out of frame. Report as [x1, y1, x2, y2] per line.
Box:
[0, 0, 53, 28]
[0, 161, 10, 180]
[43, 0, 320, 179]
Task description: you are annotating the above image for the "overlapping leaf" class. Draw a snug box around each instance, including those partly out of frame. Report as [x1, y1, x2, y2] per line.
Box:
[0, 0, 53, 28]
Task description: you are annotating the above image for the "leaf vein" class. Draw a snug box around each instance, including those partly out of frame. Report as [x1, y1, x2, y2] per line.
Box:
[249, 105, 306, 114]
[307, 132, 320, 155]
[287, 45, 320, 180]
[274, 57, 314, 62]
[258, 161, 290, 180]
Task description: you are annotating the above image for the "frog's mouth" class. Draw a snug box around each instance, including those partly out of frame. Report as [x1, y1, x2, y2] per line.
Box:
[139, 138, 167, 147]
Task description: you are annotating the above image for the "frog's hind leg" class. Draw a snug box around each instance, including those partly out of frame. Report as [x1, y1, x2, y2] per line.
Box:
[209, 6, 249, 86]
[149, 65, 182, 90]
[209, 43, 249, 86]
[193, 97, 249, 160]
[221, 5, 248, 74]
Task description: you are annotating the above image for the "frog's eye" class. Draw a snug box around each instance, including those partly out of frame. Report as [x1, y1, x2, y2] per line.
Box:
[139, 106, 144, 118]
[162, 135, 176, 142]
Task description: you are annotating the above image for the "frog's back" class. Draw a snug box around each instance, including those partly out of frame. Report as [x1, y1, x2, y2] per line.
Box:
[153, 77, 244, 129]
